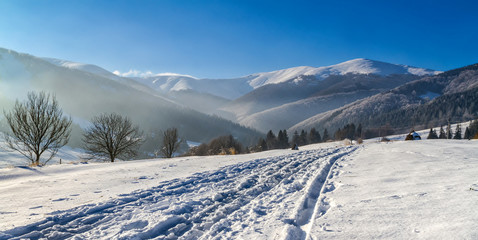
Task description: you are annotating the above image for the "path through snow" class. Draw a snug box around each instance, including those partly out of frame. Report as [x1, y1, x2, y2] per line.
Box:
[1, 146, 358, 239]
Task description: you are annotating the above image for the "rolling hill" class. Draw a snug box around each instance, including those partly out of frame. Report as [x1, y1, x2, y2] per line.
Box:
[0, 48, 261, 156]
[290, 63, 478, 135]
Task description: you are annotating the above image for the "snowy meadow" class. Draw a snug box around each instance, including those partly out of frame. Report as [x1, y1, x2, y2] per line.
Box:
[0, 137, 477, 239]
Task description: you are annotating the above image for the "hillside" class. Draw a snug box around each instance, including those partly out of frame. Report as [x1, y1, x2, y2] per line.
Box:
[132, 59, 438, 102]
[291, 63, 478, 134]
[224, 73, 423, 132]
[0, 48, 261, 155]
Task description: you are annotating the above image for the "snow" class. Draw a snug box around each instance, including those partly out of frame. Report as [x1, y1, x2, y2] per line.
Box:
[132, 59, 439, 100]
[240, 58, 439, 90]
[309, 140, 478, 239]
[42, 57, 137, 86]
[1, 137, 477, 239]
[0, 138, 85, 168]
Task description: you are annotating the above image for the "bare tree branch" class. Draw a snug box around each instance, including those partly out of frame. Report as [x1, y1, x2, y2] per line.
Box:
[83, 113, 143, 162]
[160, 128, 182, 158]
[3, 91, 72, 166]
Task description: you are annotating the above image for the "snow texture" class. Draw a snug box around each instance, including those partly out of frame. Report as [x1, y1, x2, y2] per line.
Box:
[1, 138, 477, 239]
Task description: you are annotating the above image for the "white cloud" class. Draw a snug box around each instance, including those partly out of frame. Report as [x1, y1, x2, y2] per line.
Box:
[113, 70, 197, 79]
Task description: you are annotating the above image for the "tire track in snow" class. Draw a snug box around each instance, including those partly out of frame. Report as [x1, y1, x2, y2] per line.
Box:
[304, 147, 359, 240]
[0, 146, 358, 240]
[282, 146, 359, 240]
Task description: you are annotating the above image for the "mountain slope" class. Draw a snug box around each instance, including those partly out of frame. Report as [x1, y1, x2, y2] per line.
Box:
[0, 48, 261, 155]
[224, 73, 424, 132]
[134, 58, 439, 100]
[290, 63, 478, 135]
[129, 59, 439, 133]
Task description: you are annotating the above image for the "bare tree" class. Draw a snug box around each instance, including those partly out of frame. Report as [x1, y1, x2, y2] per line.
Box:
[3, 91, 72, 166]
[83, 113, 143, 162]
[160, 127, 182, 158]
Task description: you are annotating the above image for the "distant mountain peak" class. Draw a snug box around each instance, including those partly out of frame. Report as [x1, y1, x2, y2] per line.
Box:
[317, 58, 441, 77]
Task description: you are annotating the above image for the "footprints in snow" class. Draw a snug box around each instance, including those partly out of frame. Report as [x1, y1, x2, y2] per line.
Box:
[3, 147, 359, 240]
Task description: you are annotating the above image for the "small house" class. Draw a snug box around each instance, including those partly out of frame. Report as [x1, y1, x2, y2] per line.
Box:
[405, 130, 421, 141]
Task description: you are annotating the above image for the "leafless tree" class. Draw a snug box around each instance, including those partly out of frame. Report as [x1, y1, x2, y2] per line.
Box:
[83, 113, 143, 162]
[3, 91, 72, 166]
[160, 127, 182, 158]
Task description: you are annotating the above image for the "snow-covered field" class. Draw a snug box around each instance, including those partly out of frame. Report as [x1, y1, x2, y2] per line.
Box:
[0, 139, 477, 239]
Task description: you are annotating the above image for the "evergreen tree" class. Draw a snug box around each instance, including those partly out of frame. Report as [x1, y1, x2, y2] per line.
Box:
[427, 128, 438, 139]
[300, 130, 308, 145]
[266, 130, 277, 150]
[464, 127, 471, 140]
[309, 127, 321, 143]
[257, 138, 267, 151]
[334, 127, 342, 140]
[323, 128, 330, 142]
[292, 130, 300, 146]
[439, 125, 446, 139]
[277, 130, 284, 146]
[282, 130, 289, 147]
[446, 123, 453, 139]
[453, 123, 462, 139]
[277, 130, 289, 149]
[468, 119, 478, 138]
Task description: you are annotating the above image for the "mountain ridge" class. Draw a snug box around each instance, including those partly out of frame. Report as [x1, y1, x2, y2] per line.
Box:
[289, 63, 478, 135]
[133, 58, 440, 100]
[0, 47, 262, 155]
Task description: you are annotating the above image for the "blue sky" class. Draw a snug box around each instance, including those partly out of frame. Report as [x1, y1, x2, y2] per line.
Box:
[1, 0, 477, 78]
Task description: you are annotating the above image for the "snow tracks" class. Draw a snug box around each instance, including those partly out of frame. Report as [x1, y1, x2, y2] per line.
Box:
[0, 146, 358, 240]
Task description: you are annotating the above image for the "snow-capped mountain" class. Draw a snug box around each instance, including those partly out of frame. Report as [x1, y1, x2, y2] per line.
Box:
[133, 58, 440, 100]
[133, 74, 253, 100]
[246, 58, 440, 88]
[221, 73, 424, 132]
[2, 46, 451, 137]
[42, 57, 157, 95]
[123, 58, 442, 132]
[290, 63, 478, 134]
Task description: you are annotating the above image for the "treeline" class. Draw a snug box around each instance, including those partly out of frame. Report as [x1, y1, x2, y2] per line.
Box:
[185, 135, 243, 156]
[427, 120, 478, 140]
[252, 128, 332, 151]
[367, 86, 478, 134]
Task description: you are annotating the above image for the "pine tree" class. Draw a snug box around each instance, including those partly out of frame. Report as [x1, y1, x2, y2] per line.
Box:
[292, 130, 300, 146]
[282, 130, 289, 148]
[469, 119, 478, 138]
[464, 127, 471, 140]
[334, 127, 342, 140]
[323, 128, 330, 142]
[309, 127, 321, 143]
[277, 130, 284, 147]
[427, 128, 438, 139]
[453, 123, 462, 139]
[300, 130, 308, 146]
[257, 138, 267, 151]
[439, 125, 446, 139]
[266, 130, 277, 150]
[277, 130, 289, 149]
[446, 123, 453, 139]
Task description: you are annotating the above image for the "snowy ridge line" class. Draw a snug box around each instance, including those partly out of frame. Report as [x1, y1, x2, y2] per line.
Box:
[0, 147, 356, 240]
[280, 146, 358, 240]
